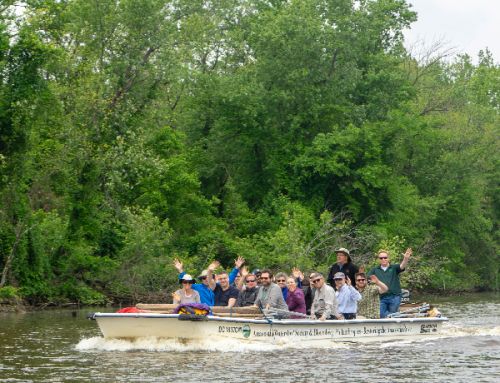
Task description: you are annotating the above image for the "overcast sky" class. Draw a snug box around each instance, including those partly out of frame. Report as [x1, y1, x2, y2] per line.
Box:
[404, 0, 500, 62]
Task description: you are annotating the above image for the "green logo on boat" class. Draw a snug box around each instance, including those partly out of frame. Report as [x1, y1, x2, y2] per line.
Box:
[242, 325, 251, 338]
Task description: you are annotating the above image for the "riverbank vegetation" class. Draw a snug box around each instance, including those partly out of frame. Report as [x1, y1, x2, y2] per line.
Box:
[0, 1, 498, 305]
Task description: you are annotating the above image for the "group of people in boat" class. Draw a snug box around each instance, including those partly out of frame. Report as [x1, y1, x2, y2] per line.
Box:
[171, 246, 413, 320]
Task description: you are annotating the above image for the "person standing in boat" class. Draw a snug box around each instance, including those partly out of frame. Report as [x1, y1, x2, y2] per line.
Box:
[253, 269, 289, 311]
[309, 272, 343, 320]
[333, 272, 362, 319]
[172, 274, 201, 305]
[173, 258, 218, 306]
[355, 272, 388, 319]
[327, 248, 359, 287]
[367, 248, 412, 318]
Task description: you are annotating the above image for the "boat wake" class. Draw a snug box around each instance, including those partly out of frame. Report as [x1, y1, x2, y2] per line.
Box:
[75, 324, 500, 353]
[440, 323, 500, 338]
[75, 336, 351, 352]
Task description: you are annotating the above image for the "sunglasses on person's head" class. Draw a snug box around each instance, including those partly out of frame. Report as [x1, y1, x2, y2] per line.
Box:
[379, 256, 388, 259]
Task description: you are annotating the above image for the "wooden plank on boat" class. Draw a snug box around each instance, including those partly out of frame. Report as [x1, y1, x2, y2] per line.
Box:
[211, 306, 261, 314]
[214, 313, 263, 318]
[136, 303, 261, 315]
[136, 303, 177, 310]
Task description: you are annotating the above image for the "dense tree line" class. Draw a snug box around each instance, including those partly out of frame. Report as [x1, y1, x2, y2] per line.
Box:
[0, 0, 498, 305]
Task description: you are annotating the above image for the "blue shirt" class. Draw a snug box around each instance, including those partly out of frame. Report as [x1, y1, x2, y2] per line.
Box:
[178, 268, 239, 306]
[336, 284, 362, 314]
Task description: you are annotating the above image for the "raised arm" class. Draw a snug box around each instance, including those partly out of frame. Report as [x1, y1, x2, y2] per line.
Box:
[237, 266, 249, 290]
[346, 276, 362, 301]
[207, 260, 219, 290]
[229, 256, 245, 284]
[369, 275, 388, 294]
[292, 267, 303, 288]
[173, 258, 185, 279]
[400, 248, 412, 270]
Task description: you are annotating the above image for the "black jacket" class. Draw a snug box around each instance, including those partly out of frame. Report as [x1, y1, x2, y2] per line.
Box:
[327, 261, 359, 286]
[236, 287, 259, 307]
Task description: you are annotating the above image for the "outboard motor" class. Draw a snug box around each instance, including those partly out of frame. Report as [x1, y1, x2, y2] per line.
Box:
[401, 289, 410, 303]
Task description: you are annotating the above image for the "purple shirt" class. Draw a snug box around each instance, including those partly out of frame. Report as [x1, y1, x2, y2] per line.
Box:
[285, 288, 306, 317]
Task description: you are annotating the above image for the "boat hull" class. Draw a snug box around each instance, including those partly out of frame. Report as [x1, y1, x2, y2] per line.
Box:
[92, 313, 447, 343]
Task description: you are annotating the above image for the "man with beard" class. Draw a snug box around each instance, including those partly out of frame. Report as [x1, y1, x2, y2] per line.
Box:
[253, 270, 288, 311]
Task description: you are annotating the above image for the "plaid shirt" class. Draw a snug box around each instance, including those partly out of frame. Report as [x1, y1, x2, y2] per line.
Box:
[357, 284, 381, 319]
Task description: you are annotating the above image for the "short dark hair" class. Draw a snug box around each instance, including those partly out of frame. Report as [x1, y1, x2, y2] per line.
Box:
[355, 272, 366, 279]
[260, 269, 273, 279]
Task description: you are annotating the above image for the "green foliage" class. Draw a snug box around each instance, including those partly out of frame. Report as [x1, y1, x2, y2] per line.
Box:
[0, 0, 498, 306]
[0, 286, 19, 300]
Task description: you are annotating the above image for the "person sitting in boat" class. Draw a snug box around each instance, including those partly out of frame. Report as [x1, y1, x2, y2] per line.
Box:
[253, 269, 289, 312]
[355, 272, 388, 319]
[252, 269, 262, 285]
[172, 274, 201, 305]
[333, 272, 362, 319]
[214, 271, 239, 308]
[301, 274, 315, 315]
[327, 248, 359, 287]
[236, 272, 259, 306]
[173, 258, 218, 306]
[367, 248, 413, 318]
[285, 276, 306, 317]
[309, 272, 342, 320]
[275, 268, 304, 300]
[275, 272, 289, 299]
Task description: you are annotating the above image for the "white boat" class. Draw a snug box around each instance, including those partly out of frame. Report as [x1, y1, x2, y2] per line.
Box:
[90, 307, 448, 344]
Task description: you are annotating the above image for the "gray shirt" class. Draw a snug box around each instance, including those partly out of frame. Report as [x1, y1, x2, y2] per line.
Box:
[254, 283, 288, 311]
[310, 284, 339, 319]
[173, 289, 201, 305]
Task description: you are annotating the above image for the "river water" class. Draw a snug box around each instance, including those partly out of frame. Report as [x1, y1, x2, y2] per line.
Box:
[1, 293, 499, 382]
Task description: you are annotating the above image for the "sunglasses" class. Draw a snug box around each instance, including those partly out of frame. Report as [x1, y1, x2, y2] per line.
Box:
[311, 278, 321, 283]
[199, 276, 207, 280]
[356, 279, 366, 282]
[182, 281, 194, 284]
[334, 278, 344, 281]
[277, 279, 286, 283]
[379, 256, 388, 259]
[246, 279, 256, 283]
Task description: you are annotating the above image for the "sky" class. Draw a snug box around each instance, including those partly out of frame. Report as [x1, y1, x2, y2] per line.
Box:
[404, 0, 500, 62]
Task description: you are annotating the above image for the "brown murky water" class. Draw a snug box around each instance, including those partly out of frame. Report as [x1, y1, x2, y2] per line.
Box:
[1, 293, 499, 382]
